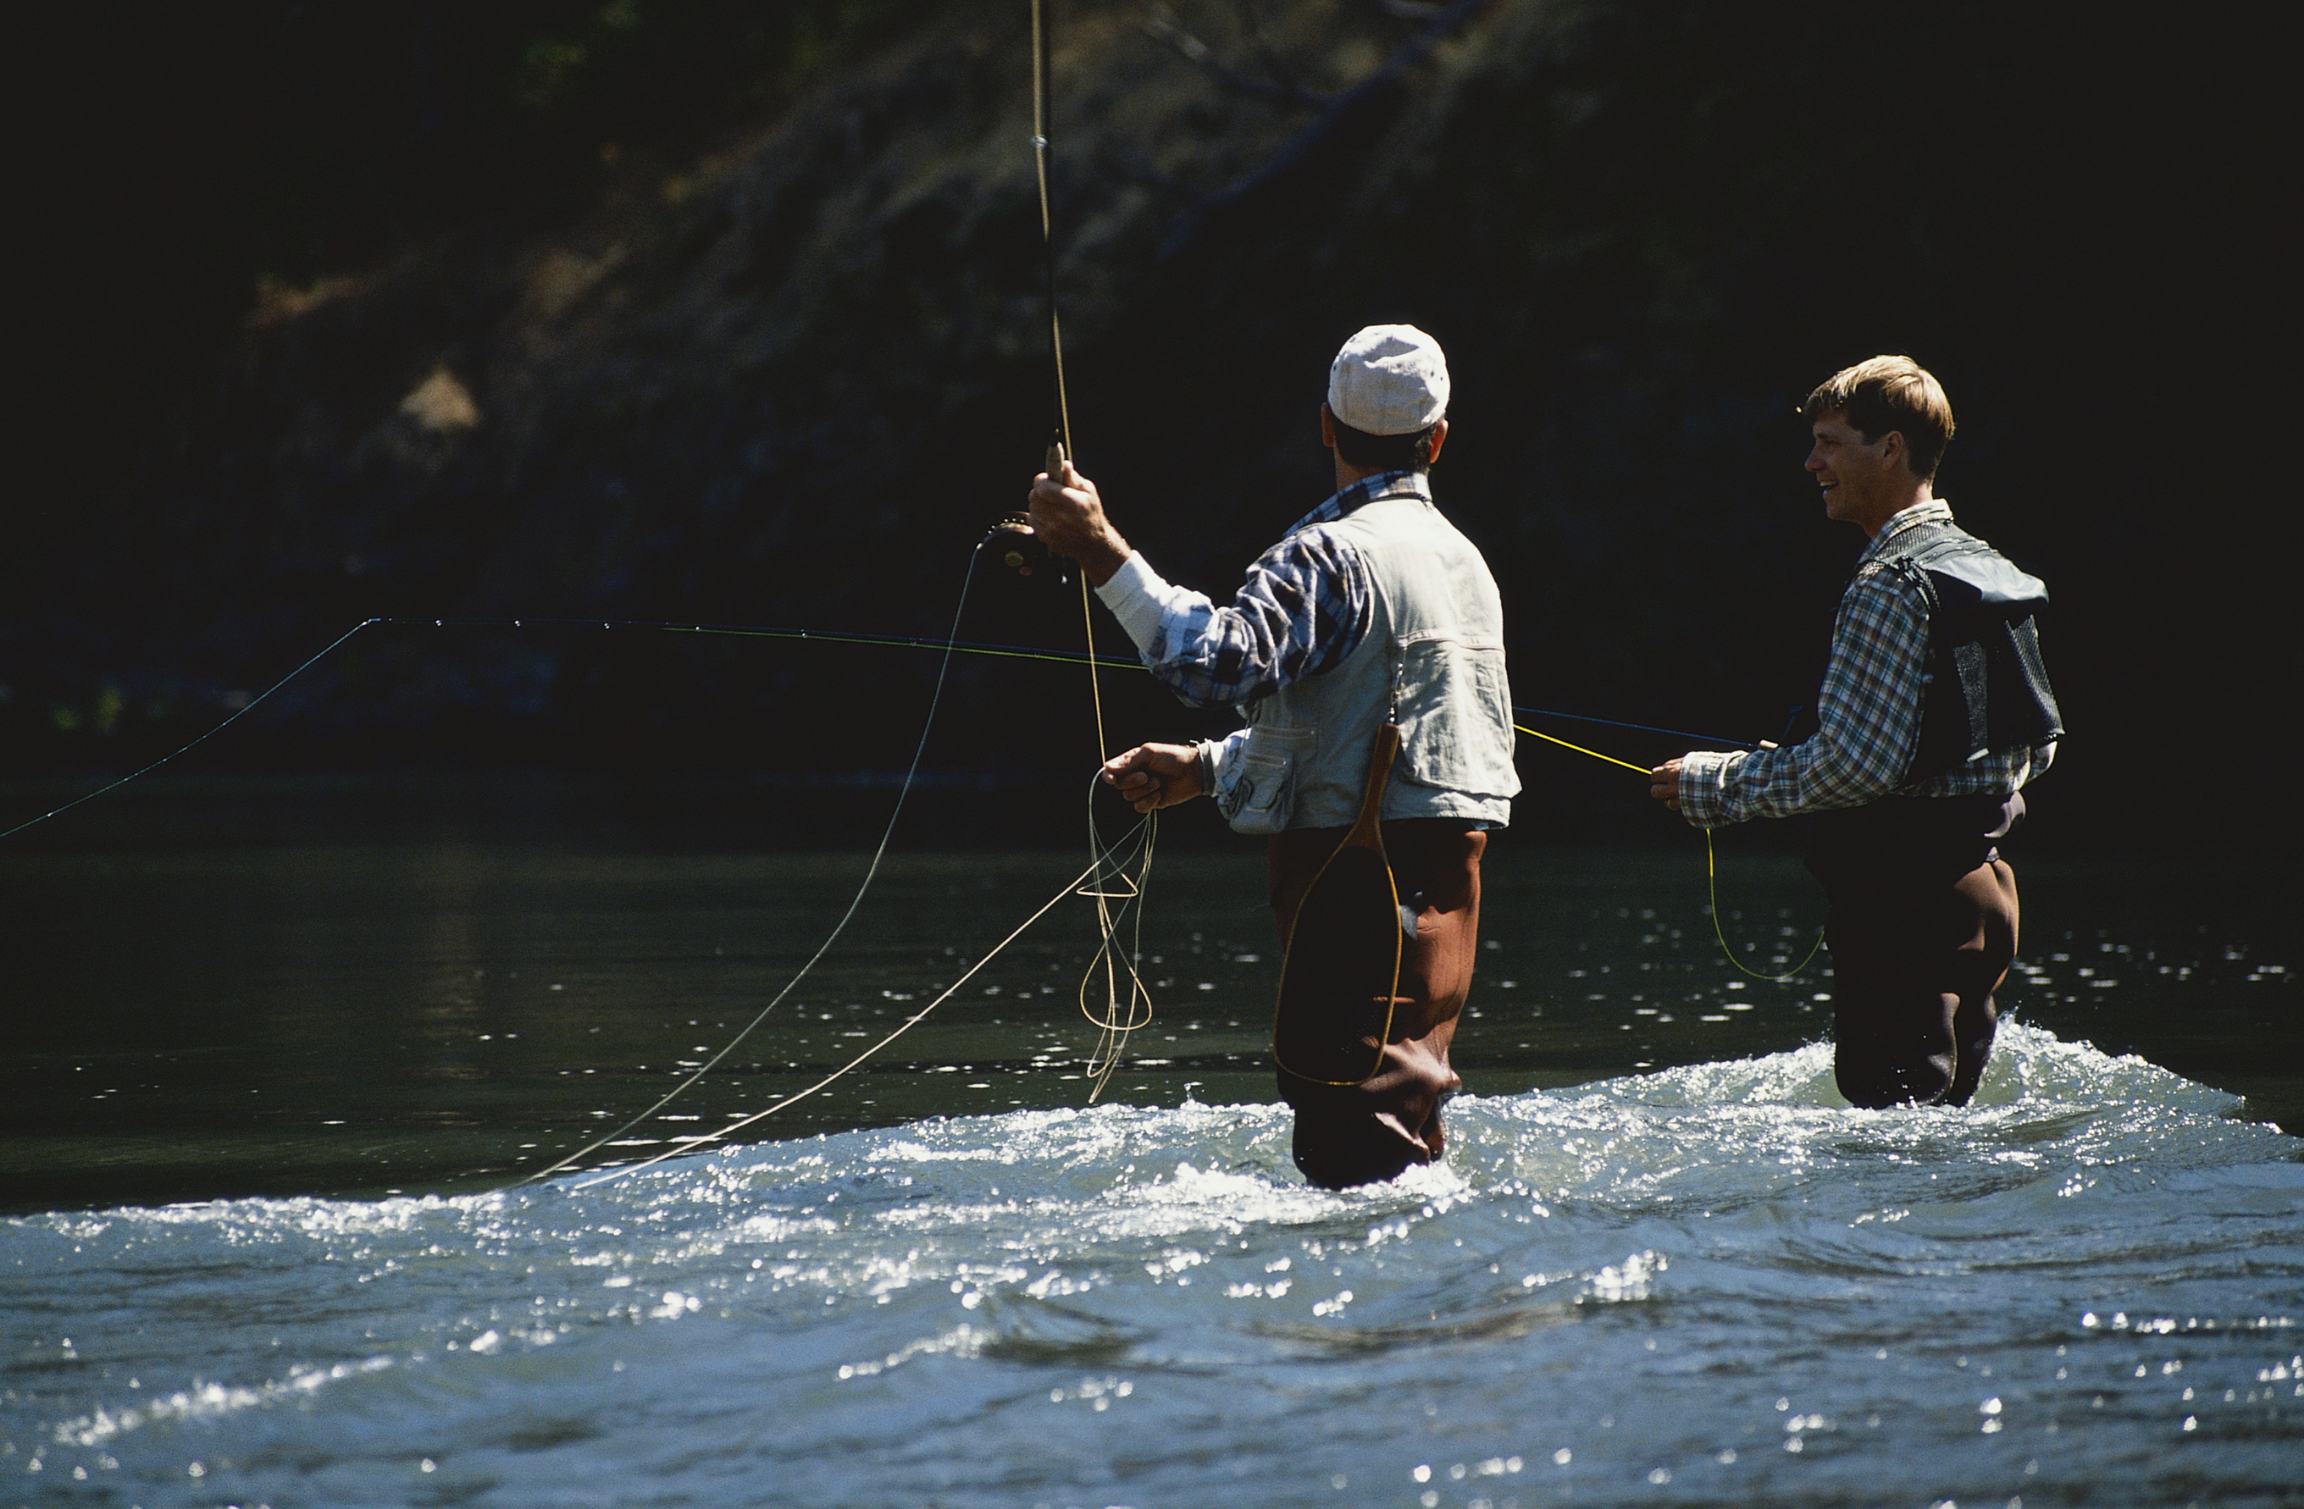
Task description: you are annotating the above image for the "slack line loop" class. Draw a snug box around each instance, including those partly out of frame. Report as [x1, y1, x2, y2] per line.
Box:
[524, 551, 987, 1187]
[569, 844, 1121, 1191]
[1075, 772, 1158, 1101]
[1026, 0, 1141, 1072]
[1706, 829, 1827, 984]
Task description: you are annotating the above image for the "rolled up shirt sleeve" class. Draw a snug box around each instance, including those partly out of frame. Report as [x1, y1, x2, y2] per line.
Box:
[1092, 551, 1177, 658]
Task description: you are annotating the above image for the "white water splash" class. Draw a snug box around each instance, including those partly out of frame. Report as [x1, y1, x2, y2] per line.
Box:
[6, 1025, 2299, 1508]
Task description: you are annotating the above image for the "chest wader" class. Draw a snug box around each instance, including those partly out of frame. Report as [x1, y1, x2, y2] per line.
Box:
[1804, 521, 2063, 1107]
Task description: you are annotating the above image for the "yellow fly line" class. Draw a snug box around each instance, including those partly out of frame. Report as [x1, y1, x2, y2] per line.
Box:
[1511, 723, 1823, 984]
[1512, 721, 1646, 775]
[1030, 0, 1155, 1097]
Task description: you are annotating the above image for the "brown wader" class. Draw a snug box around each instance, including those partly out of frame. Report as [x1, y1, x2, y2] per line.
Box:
[1808, 790, 2024, 1108]
[1269, 819, 1487, 1188]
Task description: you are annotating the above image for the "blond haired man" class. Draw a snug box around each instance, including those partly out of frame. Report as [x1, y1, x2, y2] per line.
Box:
[1651, 357, 2061, 1107]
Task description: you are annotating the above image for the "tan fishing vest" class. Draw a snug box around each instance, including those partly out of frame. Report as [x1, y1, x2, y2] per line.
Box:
[1218, 489, 1518, 834]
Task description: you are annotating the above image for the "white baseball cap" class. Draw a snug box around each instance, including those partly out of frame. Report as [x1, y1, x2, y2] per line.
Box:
[1327, 324, 1450, 436]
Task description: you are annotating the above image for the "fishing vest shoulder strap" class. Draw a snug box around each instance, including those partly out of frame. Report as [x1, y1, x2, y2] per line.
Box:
[1868, 519, 2063, 785]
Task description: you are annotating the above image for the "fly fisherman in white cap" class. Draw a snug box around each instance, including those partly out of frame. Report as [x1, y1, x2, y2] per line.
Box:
[1027, 324, 1519, 1188]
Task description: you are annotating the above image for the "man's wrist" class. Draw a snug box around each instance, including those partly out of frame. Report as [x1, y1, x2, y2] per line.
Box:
[1077, 535, 1131, 587]
[1192, 738, 1225, 802]
[1676, 749, 1742, 827]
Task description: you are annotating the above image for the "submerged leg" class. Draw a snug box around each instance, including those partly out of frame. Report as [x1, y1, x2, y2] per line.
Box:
[1941, 859, 2019, 1107]
[1827, 857, 2019, 1109]
[1271, 820, 1484, 1189]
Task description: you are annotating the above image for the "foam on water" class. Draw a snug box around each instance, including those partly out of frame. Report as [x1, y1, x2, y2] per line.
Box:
[6, 1023, 2301, 1508]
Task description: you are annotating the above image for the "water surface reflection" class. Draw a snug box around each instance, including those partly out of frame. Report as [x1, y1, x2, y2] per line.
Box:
[1, 776, 2293, 1212]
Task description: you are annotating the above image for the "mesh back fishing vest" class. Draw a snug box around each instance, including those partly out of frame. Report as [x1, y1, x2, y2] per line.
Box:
[1871, 518, 2063, 786]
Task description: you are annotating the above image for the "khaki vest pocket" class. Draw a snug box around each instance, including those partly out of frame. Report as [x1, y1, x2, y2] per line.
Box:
[1393, 636, 1518, 797]
[1222, 723, 1316, 835]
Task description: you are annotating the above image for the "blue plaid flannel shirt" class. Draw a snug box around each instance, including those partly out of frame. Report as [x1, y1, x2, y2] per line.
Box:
[1676, 500, 2055, 828]
[1095, 470, 1426, 708]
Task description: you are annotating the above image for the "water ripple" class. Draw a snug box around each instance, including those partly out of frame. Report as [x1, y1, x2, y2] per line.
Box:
[6, 1024, 2299, 1507]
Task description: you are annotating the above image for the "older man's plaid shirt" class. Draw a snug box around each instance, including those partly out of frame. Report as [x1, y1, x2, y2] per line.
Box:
[1676, 501, 2054, 829]
[1096, 470, 1428, 708]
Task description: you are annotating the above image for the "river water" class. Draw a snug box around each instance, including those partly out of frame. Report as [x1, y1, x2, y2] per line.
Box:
[3, 777, 2299, 1507]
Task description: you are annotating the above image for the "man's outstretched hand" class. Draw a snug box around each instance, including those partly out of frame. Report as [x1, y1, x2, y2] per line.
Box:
[1652, 741, 1772, 815]
[1649, 757, 1684, 811]
[1102, 742, 1204, 813]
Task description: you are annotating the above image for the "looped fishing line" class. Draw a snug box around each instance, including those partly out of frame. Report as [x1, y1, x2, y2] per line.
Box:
[1073, 773, 1159, 1099]
[569, 776, 1161, 1187]
[1703, 832, 1827, 983]
[564, 756, 1164, 1184]
[1026, 0, 1161, 1077]
[568, 838, 1135, 1190]
[526, 550, 989, 1187]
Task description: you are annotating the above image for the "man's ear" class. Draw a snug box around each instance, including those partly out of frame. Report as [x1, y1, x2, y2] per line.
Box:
[1879, 428, 1908, 474]
[1425, 416, 1449, 467]
[1320, 401, 1337, 449]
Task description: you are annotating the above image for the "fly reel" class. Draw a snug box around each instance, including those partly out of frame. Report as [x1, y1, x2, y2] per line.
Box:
[984, 440, 1075, 584]
[983, 512, 1065, 582]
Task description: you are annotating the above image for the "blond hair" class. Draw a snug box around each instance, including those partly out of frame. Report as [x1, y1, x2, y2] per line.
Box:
[1801, 356, 1955, 483]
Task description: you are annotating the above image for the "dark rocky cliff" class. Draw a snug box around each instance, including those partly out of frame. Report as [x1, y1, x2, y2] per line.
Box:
[7, 0, 2290, 844]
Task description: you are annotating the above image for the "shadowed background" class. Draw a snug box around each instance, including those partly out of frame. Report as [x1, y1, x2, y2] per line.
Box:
[5, 0, 2292, 854]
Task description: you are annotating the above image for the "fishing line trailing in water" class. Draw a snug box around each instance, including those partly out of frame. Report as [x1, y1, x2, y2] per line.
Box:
[526, 551, 991, 1186]
[0, 620, 378, 842]
[568, 838, 1131, 1190]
